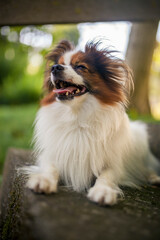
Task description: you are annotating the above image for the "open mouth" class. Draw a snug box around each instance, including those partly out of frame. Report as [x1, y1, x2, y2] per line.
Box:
[53, 80, 88, 100]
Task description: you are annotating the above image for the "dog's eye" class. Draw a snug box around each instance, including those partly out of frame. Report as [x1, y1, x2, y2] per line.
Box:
[76, 65, 87, 70]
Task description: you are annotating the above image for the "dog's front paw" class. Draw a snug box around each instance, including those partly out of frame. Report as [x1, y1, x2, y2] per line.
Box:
[26, 174, 58, 194]
[148, 173, 160, 186]
[87, 185, 119, 206]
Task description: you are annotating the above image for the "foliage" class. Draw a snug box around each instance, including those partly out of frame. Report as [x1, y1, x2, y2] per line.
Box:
[149, 41, 160, 119]
[51, 25, 79, 45]
[0, 25, 79, 105]
[128, 109, 160, 123]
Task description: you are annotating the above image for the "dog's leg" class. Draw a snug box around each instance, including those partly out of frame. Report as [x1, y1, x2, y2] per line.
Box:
[87, 169, 122, 205]
[147, 152, 160, 186]
[148, 172, 160, 186]
[25, 153, 59, 194]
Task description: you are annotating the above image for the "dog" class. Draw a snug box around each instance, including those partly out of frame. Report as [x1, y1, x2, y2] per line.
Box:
[24, 40, 160, 205]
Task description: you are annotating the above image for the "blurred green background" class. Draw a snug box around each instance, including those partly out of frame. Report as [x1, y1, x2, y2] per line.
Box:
[0, 23, 160, 182]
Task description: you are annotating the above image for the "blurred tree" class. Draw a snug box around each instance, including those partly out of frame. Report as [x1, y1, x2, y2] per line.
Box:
[0, 29, 28, 86]
[51, 25, 79, 45]
[126, 21, 159, 115]
[149, 41, 160, 119]
[0, 24, 79, 104]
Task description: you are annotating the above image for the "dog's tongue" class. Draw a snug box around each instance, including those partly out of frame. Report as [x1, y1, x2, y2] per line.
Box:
[53, 86, 77, 94]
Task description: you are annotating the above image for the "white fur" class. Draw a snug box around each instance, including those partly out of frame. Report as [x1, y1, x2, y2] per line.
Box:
[50, 64, 83, 87]
[25, 49, 160, 205]
[63, 65, 84, 85]
[63, 50, 76, 65]
[62, 51, 84, 85]
[50, 50, 83, 86]
[25, 94, 160, 205]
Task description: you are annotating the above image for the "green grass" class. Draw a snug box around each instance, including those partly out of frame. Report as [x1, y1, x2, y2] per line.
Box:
[0, 104, 38, 177]
[128, 110, 160, 123]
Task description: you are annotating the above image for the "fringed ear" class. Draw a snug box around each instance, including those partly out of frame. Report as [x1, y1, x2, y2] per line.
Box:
[104, 56, 134, 106]
[121, 62, 134, 105]
[44, 40, 75, 92]
[46, 40, 75, 63]
[103, 59, 134, 107]
[84, 41, 134, 107]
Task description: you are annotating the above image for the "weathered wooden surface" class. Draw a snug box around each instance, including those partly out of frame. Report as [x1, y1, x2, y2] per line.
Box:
[0, 123, 160, 240]
[0, 0, 160, 26]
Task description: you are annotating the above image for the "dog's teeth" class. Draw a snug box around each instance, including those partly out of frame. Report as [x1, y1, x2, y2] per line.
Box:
[76, 89, 80, 93]
[66, 92, 69, 96]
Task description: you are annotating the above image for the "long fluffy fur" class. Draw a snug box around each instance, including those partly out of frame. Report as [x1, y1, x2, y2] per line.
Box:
[24, 40, 160, 205]
[32, 98, 159, 190]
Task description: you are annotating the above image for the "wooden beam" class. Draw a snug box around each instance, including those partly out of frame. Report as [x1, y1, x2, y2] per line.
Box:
[0, 0, 160, 26]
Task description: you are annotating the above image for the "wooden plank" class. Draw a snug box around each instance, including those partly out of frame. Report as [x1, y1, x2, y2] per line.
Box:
[0, 145, 160, 240]
[0, 0, 160, 26]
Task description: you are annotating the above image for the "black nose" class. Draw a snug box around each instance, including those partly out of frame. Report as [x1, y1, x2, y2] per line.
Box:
[51, 64, 64, 75]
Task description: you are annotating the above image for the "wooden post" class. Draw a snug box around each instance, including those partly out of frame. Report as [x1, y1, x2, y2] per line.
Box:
[126, 21, 159, 115]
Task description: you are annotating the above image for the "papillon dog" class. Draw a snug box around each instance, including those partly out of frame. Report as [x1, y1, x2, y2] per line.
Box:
[24, 40, 160, 205]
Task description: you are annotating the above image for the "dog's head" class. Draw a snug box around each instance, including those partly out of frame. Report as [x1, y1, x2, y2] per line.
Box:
[42, 40, 133, 107]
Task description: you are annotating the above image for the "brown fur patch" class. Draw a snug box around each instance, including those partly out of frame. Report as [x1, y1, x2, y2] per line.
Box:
[41, 92, 56, 106]
[58, 56, 65, 65]
[71, 51, 86, 66]
[70, 42, 133, 106]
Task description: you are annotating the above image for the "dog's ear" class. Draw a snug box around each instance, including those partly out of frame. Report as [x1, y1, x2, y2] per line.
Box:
[84, 41, 134, 106]
[44, 40, 75, 92]
[46, 40, 75, 63]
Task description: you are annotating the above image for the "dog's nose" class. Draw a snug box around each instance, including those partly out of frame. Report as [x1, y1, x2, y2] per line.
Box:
[51, 64, 64, 75]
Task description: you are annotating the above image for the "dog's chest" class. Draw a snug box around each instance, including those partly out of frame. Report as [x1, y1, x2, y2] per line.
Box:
[40, 103, 115, 191]
[50, 120, 105, 191]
